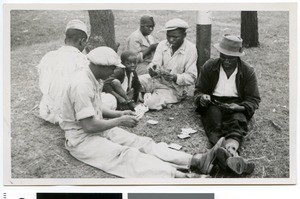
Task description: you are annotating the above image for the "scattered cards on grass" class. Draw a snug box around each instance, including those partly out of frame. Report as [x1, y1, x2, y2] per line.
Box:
[177, 134, 191, 139]
[134, 104, 149, 119]
[177, 127, 197, 139]
[147, 120, 159, 125]
[181, 128, 197, 134]
[168, 143, 182, 150]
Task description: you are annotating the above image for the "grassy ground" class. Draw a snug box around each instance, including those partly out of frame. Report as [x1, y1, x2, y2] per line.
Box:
[10, 10, 289, 179]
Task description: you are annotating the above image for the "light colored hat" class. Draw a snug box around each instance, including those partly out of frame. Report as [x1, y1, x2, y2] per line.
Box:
[214, 34, 245, 57]
[87, 47, 125, 68]
[65, 19, 88, 37]
[160, 18, 189, 32]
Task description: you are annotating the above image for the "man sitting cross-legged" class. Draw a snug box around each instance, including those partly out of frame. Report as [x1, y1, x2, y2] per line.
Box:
[139, 18, 198, 110]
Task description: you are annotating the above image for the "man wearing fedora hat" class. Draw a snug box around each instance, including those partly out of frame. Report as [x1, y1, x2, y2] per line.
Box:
[59, 46, 231, 178]
[194, 34, 261, 175]
[139, 18, 198, 110]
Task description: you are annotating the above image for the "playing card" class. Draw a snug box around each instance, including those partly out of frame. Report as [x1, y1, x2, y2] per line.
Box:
[168, 143, 182, 150]
[177, 134, 191, 139]
[181, 128, 197, 134]
[134, 104, 149, 119]
[147, 120, 159, 125]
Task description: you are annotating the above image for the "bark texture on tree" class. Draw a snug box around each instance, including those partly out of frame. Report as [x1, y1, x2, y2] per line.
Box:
[241, 11, 259, 48]
[86, 10, 118, 53]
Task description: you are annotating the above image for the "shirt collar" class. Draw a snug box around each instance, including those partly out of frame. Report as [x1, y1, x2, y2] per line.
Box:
[137, 29, 151, 46]
[86, 67, 102, 91]
[60, 45, 82, 53]
[213, 58, 242, 77]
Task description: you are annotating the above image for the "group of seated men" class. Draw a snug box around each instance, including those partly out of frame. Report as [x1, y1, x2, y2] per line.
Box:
[36, 16, 260, 178]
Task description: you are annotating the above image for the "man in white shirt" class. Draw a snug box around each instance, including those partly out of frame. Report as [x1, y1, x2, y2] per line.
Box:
[37, 19, 116, 124]
[139, 18, 198, 110]
[60, 46, 229, 178]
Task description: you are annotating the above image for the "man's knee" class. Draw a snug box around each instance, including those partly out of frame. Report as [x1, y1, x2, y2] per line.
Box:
[111, 79, 122, 87]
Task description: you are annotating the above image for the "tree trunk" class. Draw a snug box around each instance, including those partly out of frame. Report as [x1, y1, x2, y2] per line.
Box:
[241, 11, 259, 48]
[86, 10, 118, 53]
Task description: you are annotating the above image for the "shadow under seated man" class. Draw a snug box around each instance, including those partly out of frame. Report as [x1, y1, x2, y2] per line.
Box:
[194, 34, 261, 175]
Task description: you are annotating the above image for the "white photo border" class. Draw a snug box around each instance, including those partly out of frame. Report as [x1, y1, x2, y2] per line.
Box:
[3, 2, 297, 185]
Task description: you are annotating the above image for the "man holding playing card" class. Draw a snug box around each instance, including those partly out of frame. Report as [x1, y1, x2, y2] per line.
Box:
[60, 46, 240, 178]
[139, 18, 198, 110]
[194, 34, 261, 175]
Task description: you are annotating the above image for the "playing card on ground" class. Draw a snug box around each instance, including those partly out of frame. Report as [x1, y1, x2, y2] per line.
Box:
[168, 143, 182, 150]
[177, 134, 191, 139]
[147, 120, 159, 125]
[181, 127, 197, 134]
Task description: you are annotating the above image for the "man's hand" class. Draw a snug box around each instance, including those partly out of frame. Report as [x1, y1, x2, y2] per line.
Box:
[224, 103, 245, 112]
[150, 43, 158, 51]
[148, 66, 158, 77]
[199, 94, 211, 107]
[118, 115, 139, 128]
[160, 70, 177, 82]
[121, 110, 136, 116]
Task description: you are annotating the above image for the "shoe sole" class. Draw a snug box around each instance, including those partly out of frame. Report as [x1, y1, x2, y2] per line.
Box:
[226, 157, 255, 175]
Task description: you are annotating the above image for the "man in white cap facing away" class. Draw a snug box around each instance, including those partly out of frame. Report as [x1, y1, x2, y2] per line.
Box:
[59, 46, 234, 178]
[194, 34, 261, 175]
[139, 18, 198, 110]
[37, 19, 116, 124]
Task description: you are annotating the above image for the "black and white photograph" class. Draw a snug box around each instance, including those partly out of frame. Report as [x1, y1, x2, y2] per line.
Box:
[3, 3, 297, 185]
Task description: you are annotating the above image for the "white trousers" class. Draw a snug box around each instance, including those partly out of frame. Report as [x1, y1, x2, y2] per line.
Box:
[139, 74, 179, 110]
[65, 127, 192, 178]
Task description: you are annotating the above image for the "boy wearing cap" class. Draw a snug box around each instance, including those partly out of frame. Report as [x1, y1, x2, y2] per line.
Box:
[139, 18, 198, 110]
[103, 51, 142, 111]
[125, 15, 158, 75]
[194, 34, 261, 175]
[60, 46, 235, 178]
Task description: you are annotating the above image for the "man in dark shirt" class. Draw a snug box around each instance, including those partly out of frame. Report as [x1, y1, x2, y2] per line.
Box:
[194, 34, 261, 175]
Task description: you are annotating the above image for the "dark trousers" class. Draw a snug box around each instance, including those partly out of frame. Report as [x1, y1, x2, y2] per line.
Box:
[200, 96, 249, 145]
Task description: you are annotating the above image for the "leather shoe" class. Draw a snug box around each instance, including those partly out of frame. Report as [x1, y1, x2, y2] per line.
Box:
[196, 137, 225, 174]
[216, 147, 232, 171]
[226, 156, 255, 175]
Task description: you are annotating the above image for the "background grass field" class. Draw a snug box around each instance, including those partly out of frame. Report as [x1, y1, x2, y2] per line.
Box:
[10, 10, 289, 179]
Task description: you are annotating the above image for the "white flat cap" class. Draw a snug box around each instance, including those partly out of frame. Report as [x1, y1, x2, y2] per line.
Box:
[87, 47, 125, 68]
[65, 19, 88, 36]
[160, 18, 189, 31]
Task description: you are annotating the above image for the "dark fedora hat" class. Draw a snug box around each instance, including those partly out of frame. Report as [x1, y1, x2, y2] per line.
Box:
[214, 34, 245, 57]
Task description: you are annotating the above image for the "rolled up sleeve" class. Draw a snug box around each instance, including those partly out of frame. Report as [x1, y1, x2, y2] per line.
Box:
[69, 83, 96, 121]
